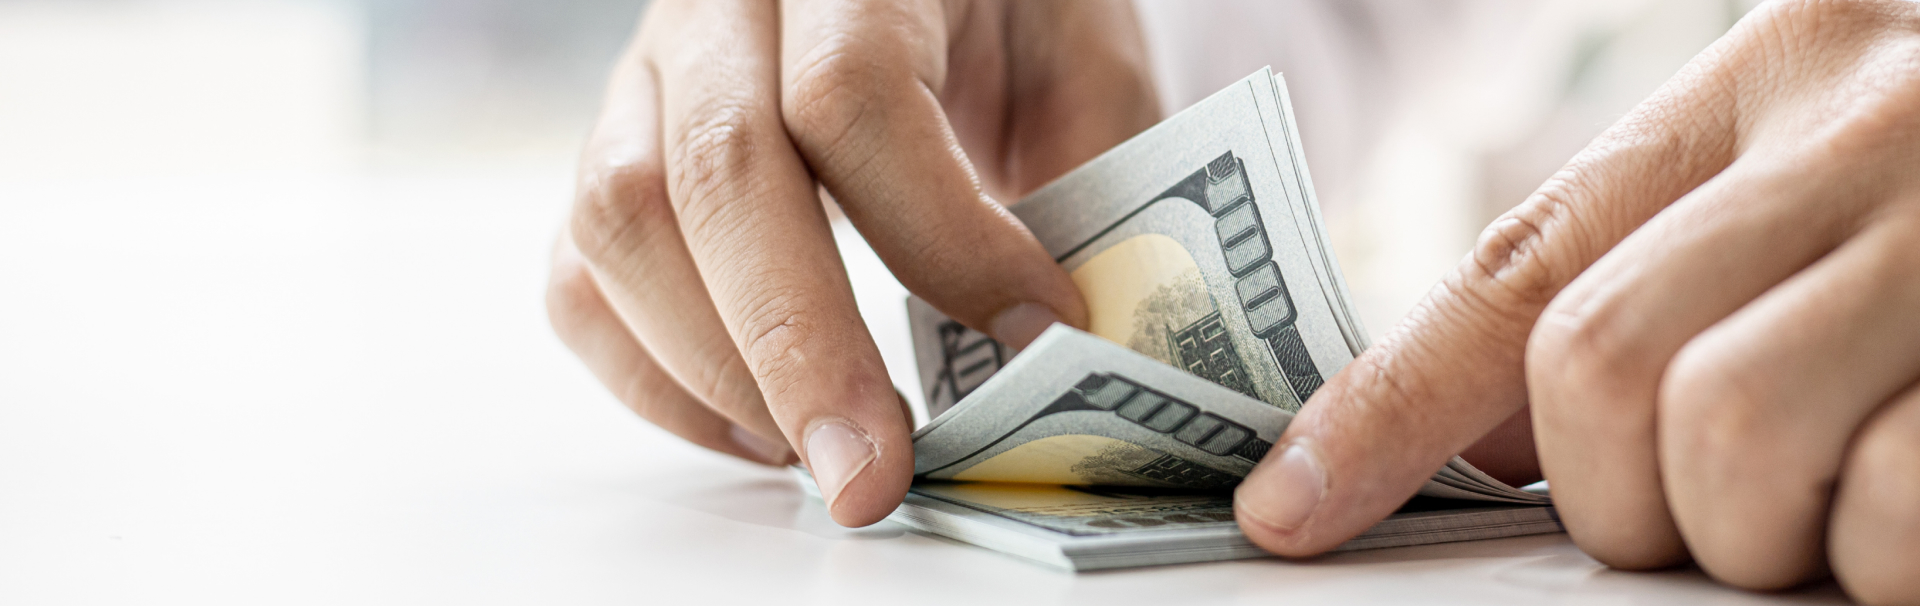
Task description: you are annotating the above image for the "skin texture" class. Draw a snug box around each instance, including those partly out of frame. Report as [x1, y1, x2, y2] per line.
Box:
[1232, 1, 1920, 603]
[547, 0, 1158, 527]
[550, 1, 1920, 602]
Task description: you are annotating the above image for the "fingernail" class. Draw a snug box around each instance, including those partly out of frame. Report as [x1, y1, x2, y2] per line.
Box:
[989, 302, 1061, 351]
[1236, 443, 1326, 532]
[805, 421, 876, 509]
[729, 425, 794, 465]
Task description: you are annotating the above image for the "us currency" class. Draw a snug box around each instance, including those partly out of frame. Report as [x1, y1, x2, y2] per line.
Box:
[890, 480, 1561, 571]
[793, 467, 1563, 571]
[914, 68, 1360, 419]
[907, 68, 1545, 505]
[913, 326, 1286, 489]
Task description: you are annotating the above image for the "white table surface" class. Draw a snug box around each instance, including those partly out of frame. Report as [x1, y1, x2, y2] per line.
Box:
[0, 169, 1851, 605]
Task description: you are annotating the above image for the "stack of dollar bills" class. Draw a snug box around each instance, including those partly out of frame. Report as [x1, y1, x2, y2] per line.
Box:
[800, 68, 1559, 572]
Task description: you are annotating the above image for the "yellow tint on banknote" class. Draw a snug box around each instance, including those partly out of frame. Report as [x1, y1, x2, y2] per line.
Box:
[1069, 234, 1220, 367]
[950, 434, 1172, 486]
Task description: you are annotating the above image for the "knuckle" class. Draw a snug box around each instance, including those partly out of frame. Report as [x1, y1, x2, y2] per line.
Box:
[1421, 180, 1591, 394]
[1657, 344, 1774, 470]
[1858, 446, 1920, 528]
[1660, 341, 1858, 592]
[734, 289, 818, 402]
[1733, 0, 1920, 76]
[1515, 174, 1671, 381]
[1550, 466, 1692, 571]
[1792, 55, 1920, 166]
[1526, 296, 1650, 409]
[1834, 412, 1920, 605]
[1845, 406, 1920, 517]
[784, 39, 886, 155]
[1745, 0, 1841, 44]
[666, 98, 770, 245]
[1462, 181, 1582, 314]
[570, 154, 674, 263]
[1454, 146, 1649, 342]
[1757, 0, 1834, 26]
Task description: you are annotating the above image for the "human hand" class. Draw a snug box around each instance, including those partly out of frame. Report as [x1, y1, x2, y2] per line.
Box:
[1232, 1, 1920, 601]
[545, 0, 1157, 526]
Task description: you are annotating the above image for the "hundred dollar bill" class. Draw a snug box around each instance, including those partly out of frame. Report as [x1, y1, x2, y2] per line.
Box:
[913, 326, 1286, 489]
[915, 68, 1361, 419]
[907, 68, 1546, 505]
[914, 321, 1536, 502]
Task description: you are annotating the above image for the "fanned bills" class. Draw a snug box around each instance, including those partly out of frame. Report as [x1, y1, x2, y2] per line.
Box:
[908, 68, 1544, 506]
[832, 68, 1560, 570]
[913, 326, 1285, 489]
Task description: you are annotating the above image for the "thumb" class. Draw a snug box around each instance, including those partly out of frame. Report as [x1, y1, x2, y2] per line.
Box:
[1230, 59, 1741, 555]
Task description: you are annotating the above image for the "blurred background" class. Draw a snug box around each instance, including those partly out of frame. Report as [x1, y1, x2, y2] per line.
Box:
[0, 1, 1751, 603]
[0, 0, 1757, 343]
[0, 0, 645, 173]
[0, 2, 673, 602]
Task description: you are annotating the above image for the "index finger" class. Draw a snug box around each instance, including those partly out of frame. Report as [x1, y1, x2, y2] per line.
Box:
[1233, 49, 1742, 555]
[644, 0, 909, 527]
[777, 0, 1108, 350]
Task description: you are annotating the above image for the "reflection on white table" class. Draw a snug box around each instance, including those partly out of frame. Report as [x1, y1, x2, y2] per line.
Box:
[0, 170, 1849, 605]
